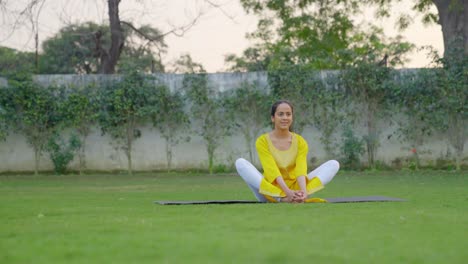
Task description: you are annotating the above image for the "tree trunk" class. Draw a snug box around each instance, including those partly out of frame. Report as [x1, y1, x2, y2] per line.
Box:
[165, 138, 173, 171]
[366, 100, 378, 168]
[449, 114, 465, 170]
[34, 147, 40, 175]
[126, 124, 133, 175]
[99, 0, 124, 73]
[242, 126, 254, 162]
[433, 0, 468, 55]
[78, 134, 87, 175]
[207, 142, 215, 174]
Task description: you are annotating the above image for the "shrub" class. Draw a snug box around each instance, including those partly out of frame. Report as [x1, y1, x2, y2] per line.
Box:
[46, 133, 81, 174]
[340, 124, 365, 169]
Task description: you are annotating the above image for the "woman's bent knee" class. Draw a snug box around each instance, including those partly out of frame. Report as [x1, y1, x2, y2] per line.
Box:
[235, 158, 248, 169]
[328, 160, 340, 170]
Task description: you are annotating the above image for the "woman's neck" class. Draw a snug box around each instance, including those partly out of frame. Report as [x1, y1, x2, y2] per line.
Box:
[271, 128, 291, 139]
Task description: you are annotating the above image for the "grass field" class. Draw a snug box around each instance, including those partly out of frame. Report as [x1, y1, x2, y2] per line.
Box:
[1, 170, 467, 263]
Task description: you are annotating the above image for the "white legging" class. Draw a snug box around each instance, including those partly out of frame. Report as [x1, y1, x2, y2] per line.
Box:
[235, 158, 340, 202]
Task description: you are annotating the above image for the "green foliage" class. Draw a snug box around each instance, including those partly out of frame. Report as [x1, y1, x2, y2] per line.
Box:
[39, 22, 166, 74]
[392, 42, 466, 171]
[223, 81, 271, 162]
[0, 109, 7, 141]
[40, 22, 107, 74]
[118, 24, 167, 73]
[340, 124, 365, 169]
[235, 0, 418, 72]
[339, 58, 397, 168]
[60, 84, 100, 174]
[312, 74, 346, 158]
[433, 43, 467, 171]
[225, 47, 272, 72]
[0, 86, 9, 141]
[170, 54, 206, 74]
[0, 46, 36, 77]
[268, 65, 321, 133]
[98, 71, 161, 175]
[400, 41, 467, 170]
[46, 133, 81, 174]
[239, 0, 361, 70]
[183, 73, 231, 174]
[392, 69, 436, 170]
[152, 85, 190, 170]
[3, 76, 62, 175]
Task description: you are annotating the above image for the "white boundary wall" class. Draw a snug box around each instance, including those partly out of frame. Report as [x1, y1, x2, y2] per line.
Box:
[0, 72, 464, 172]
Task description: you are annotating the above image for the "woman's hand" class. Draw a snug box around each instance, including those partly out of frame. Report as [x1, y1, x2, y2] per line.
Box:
[293, 190, 308, 203]
[279, 189, 296, 203]
[280, 190, 306, 203]
[296, 176, 308, 203]
[276, 176, 306, 203]
[286, 189, 297, 201]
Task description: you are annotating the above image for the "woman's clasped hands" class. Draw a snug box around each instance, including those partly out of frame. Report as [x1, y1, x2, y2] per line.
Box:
[281, 189, 308, 203]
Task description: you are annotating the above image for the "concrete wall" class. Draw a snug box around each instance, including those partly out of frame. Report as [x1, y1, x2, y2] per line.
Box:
[0, 72, 464, 172]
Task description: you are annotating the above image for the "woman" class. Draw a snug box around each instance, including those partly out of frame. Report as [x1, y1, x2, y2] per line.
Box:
[235, 100, 340, 203]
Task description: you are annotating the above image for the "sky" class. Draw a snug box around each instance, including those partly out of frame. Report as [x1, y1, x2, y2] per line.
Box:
[0, 0, 444, 73]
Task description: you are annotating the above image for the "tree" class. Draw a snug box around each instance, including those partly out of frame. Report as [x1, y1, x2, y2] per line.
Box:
[337, 35, 409, 168]
[98, 71, 160, 175]
[391, 68, 437, 169]
[39, 22, 166, 74]
[239, 0, 362, 70]
[183, 72, 231, 174]
[337, 29, 413, 168]
[268, 65, 325, 134]
[397, 0, 467, 56]
[433, 43, 467, 170]
[1, 0, 204, 74]
[169, 53, 206, 74]
[3, 74, 61, 175]
[239, 0, 468, 60]
[225, 47, 272, 72]
[172, 53, 232, 173]
[60, 84, 100, 174]
[224, 81, 271, 162]
[402, 43, 467, 170]
[311, 74, 346, 159]
[0, 87, 9, 142]
[268, 66, 347, 160]
[152, 85, 190, 170]
[340, 62, 395, 168]
[45, 132, 81, 175]
[0, 47, 35, 77]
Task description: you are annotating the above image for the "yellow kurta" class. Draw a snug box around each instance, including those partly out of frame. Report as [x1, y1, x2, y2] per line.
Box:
[255, 133, 324, 202]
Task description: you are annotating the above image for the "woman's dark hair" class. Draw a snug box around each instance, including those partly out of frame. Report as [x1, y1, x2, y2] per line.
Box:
[271, 100, 294, 117]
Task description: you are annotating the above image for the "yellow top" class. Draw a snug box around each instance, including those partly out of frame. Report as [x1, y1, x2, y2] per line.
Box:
[255, 133, 324, 202]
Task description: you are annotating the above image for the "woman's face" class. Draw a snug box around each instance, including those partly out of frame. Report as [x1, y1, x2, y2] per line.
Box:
[271, 103, 293, 131]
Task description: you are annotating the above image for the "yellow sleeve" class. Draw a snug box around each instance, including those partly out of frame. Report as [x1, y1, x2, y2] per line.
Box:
[255, 135, 281, 183]
[295, 135, 308, 177]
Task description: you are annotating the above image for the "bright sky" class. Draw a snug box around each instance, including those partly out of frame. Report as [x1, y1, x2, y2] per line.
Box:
[0, 0, 444, 73]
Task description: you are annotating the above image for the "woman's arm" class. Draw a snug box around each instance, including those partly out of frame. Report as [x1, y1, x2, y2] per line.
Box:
[296, 176, 308, 202]
[276, 176, 302, 202]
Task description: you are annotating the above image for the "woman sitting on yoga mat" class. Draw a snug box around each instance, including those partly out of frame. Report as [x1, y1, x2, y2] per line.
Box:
[235, 100, 340, 203]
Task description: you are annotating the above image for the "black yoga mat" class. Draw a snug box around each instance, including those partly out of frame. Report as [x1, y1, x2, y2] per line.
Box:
[155, 196, 406, 205]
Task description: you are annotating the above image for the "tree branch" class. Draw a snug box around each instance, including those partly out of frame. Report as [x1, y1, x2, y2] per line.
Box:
[121, 11, 203, 41]
[204, 0, 236, 21]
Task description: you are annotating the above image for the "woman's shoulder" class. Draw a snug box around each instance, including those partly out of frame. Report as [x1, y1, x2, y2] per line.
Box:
[255, 133, 270, 151]
[293, 133, 308, 144]
[256, 133, 269, 144]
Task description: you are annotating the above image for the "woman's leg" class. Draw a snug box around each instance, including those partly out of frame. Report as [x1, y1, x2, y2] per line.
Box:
[307, 160, 340, 185]
[235, 158, 267, 202]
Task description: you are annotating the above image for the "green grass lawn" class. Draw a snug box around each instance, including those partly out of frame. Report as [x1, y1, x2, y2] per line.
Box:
[1, 170, 467, 264]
